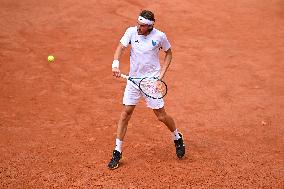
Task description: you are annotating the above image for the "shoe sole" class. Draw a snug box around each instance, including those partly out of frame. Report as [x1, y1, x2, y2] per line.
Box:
[108, 163, 119, 170]
[108, 155, 122, 170]
[177, 153, 185, 159]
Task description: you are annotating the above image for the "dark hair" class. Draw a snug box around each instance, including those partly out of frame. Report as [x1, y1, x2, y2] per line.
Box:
[139, 10, 155, 22]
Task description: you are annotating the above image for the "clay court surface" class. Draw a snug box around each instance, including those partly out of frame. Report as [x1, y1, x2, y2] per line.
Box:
[1, 0, 284, 188]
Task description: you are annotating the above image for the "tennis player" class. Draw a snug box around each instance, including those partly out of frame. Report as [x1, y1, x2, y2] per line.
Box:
[108, 10, 185, 170]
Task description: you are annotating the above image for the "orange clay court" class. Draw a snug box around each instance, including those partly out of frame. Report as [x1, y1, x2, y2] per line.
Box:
[0, 0, 283, 188]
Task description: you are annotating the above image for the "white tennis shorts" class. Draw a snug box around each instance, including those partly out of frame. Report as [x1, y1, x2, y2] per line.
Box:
[123, 81, 164, 109]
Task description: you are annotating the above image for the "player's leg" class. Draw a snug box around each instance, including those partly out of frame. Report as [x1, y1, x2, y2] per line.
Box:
[116, 105, 136, 141]
[144, 97, 176, 132]
[107, 105, 135, 170]
[151, 105, 185, 159]
[108, 83, 141, 170]
[153, 107, 176, 132]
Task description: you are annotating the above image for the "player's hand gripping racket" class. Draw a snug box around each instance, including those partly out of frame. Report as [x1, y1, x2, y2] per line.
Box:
[120, 74, 168, 99]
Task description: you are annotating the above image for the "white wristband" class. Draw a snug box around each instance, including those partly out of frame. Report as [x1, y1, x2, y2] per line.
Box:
[112, 60, 119, 68]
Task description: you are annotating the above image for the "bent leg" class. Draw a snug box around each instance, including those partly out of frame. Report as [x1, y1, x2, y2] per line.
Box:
[153, 107, 185, 158]
[153, 107, 176, 132]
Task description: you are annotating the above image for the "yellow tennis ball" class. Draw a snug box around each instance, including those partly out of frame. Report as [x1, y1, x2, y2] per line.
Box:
[48, 55, 55, 62]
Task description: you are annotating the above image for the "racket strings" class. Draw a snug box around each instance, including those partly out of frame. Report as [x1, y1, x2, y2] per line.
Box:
[139, 78, 167, 99]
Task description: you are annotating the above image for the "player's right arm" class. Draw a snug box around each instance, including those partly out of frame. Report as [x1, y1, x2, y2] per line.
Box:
[112, 43, 126, 78]
[112, 27, 133, 77]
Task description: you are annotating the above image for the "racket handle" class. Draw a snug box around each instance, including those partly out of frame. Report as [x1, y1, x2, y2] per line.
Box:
[120, 74, 129, 79]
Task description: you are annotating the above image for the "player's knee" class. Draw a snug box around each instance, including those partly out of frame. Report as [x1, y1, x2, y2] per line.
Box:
[121, 109, 133, 120]
[157, 114, 167, 123]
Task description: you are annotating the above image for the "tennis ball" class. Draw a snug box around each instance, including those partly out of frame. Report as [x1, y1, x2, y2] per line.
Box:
[48, 55, 55, 62]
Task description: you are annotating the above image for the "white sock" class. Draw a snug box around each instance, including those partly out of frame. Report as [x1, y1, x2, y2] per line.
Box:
[114, 138, 123, 153]
[172, 129, 181, 140]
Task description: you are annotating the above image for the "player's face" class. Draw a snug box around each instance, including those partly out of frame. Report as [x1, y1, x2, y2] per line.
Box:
[137, 21, 151, 35]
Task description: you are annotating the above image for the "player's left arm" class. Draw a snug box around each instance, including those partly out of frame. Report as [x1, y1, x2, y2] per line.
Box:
[159, 48, 172, 80]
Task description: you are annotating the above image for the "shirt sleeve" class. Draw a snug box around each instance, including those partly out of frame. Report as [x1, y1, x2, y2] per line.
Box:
[161, 33, 171, 51]
[120, 27, 132, 47]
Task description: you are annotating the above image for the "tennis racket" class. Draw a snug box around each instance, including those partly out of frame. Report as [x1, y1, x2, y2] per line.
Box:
[120, 74, 168, 99]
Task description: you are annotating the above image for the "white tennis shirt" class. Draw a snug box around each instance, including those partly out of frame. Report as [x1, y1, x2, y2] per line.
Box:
[120, 26, 171, 78]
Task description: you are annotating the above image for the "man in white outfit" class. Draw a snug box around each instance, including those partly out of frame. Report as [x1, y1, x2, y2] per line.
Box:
[108, 10, 185, 170]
